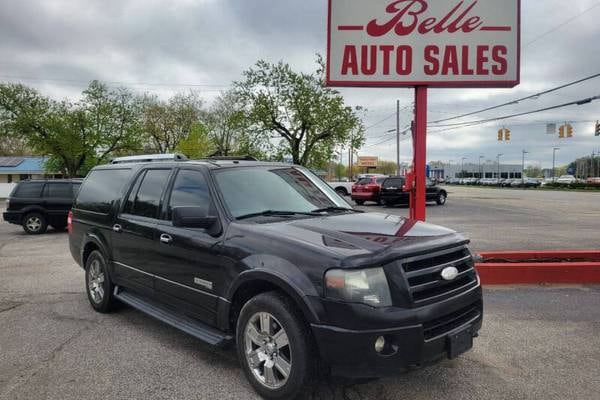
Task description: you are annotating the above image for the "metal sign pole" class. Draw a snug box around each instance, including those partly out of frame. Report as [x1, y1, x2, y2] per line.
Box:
[411, 86, 428, 221]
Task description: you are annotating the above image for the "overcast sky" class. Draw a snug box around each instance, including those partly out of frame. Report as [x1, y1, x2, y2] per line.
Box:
[1, 0, 599, 168]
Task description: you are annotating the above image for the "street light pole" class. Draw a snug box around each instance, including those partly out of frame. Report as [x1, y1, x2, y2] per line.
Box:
[552, 147, 559, 182]
[461, 157, 467, 178]
[521, 150, 529, 183]
[497, 153, 503, 186]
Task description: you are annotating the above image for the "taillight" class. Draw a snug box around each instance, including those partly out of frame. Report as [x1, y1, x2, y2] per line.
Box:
[366, 184, 379, 192]
[67, 211, 73, 234]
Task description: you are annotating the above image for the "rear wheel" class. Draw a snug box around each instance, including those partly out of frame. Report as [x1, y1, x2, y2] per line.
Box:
[354, 200, 364, 206]
[22, 212, 47, 234]
[335, 188, 348, 196]
[236, 292, 317, 400]
[85, 250, 117, 313]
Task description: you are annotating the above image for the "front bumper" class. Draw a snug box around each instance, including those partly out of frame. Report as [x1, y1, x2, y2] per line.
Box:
[310, 286, 483, 378]
[2, 211, 22, 225]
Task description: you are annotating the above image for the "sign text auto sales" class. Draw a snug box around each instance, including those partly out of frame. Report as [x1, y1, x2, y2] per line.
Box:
[327, 0, 520, 87]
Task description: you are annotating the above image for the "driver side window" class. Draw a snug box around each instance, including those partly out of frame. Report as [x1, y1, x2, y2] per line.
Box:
[167, 169, 212, 220]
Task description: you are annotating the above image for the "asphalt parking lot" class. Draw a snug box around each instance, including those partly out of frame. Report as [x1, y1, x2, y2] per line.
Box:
[354, 185, 600, 252]
[1, 187, 600, 400]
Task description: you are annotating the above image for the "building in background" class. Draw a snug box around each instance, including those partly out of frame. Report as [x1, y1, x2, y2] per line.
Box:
[0, 157, 59, 198]
[429, 162, 523, 180]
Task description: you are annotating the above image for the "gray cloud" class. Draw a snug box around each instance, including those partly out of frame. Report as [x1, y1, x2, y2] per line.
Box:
[1, 0, 599, 168]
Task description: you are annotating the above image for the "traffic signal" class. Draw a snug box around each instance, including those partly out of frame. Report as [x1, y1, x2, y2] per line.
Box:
[497, 128, 510, 141]
[566, 124, 573, 138]
[595, 121, 600, 136]
[558, 125, 565, 138]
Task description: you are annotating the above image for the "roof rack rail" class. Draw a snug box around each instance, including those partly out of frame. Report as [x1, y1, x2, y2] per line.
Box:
[111, 153, 188, 164]
[204, 155, 258, 161]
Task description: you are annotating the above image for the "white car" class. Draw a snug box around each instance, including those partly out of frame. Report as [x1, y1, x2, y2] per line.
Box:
[556, 175, 577, 184]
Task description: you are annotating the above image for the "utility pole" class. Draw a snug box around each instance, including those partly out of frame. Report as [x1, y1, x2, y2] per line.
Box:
[497, 153, 503, 186]
[552, 147, 560, 181]
[396, 99, 400, 176]
[521, 150, 529, 183]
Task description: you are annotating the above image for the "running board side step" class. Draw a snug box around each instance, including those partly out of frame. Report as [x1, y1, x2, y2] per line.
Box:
[114, 287, 233, 348]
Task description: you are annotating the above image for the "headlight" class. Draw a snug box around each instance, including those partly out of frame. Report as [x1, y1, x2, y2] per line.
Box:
[324, 267, 392, 307]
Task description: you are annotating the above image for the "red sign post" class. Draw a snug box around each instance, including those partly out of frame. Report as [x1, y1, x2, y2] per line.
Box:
[327, 0, 520, 220]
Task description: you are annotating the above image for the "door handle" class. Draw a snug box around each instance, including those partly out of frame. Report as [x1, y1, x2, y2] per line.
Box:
[112, 224, 122, 233]
[160, 233, 173, 244]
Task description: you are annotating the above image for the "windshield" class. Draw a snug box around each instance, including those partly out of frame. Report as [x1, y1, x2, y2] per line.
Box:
[213, 166, 351, 218]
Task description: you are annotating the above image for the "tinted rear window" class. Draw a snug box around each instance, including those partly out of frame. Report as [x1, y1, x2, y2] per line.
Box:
[126, 169, 171, 218]
[13, 182, 44, 197]
[46, 183, 72, 198]
[383, 178, 405, 187]
[356, 178, 370, 185]
[75, 169, 132, 213]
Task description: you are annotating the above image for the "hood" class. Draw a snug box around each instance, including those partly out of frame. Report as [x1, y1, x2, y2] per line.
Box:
[243, 212, 468, 268]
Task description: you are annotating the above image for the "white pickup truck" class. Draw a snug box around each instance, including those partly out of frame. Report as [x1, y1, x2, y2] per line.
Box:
[328, 181, 354, 196]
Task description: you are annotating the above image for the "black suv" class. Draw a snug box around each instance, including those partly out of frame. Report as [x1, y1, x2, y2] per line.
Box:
[380, 176, 447, 207]
[69, 157, 482, 399]
[3, 179, 81, 234]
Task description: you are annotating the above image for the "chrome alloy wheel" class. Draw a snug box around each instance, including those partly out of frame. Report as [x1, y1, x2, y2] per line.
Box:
[438, 193, 446, 204]
[26, 216, 42, 232]
[244, 312, 292, 389]
[87, 259, 105, 304]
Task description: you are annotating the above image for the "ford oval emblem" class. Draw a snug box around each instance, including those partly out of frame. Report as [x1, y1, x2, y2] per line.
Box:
[441, 266, 459, 281]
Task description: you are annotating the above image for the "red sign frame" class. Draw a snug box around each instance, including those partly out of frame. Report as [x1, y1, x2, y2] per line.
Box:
[326, 0, 521, 88]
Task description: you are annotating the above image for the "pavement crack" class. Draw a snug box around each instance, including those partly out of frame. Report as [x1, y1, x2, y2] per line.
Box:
[0, 324, 93, 398]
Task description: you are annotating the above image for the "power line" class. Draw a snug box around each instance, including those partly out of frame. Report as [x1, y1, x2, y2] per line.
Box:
[430, 94, 600, 128]
[524, 0, 600, 48]
[430, 72, 600, 124]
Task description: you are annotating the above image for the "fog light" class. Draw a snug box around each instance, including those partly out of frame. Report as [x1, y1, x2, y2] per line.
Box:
[374, 336, 386, 353]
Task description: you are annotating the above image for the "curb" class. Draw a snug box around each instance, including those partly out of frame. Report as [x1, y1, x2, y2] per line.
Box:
[474, 250, 600, 285]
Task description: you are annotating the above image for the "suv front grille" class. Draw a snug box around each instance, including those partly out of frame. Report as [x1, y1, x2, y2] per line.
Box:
[423, 301, 482, 340]
[401, 247, 477, 305]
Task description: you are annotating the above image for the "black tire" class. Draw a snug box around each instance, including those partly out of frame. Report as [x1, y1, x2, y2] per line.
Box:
[354, 200, 364, 206]
[436, 191, 447, 205]
[22, 212, 48, 234]
[85, 250, 117, 313]
[335, 188, 348, 196]
[236, 291, 317, 400]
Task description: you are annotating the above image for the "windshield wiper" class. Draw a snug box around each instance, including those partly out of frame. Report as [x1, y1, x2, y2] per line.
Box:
[236, 210, 320, 220]
[311, 206, 363, 214]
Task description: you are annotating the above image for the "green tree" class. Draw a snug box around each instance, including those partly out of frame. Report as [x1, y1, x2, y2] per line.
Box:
[175, 122, 213, 159]
[206, 90, 267, 157]
[142, 91, 204, 153]
[234, 59, 364, 167]
[0, 81, 142, 176]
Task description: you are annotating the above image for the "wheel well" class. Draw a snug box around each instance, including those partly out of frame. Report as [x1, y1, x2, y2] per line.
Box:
[229, 280, 300, 332]
[82, 242, 99, 267]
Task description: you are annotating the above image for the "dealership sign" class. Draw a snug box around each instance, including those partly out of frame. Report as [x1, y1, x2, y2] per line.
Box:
[327, 0, 520, 87]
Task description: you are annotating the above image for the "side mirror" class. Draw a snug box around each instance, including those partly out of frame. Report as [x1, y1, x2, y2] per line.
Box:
[172, 206, 217, 229]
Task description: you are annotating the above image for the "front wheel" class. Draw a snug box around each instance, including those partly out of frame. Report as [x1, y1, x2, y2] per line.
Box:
[236, 292, 317, 400]
[335, 188, 348, 196]
[436, 192, 447, 205]
[354, 200, 364, 206]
